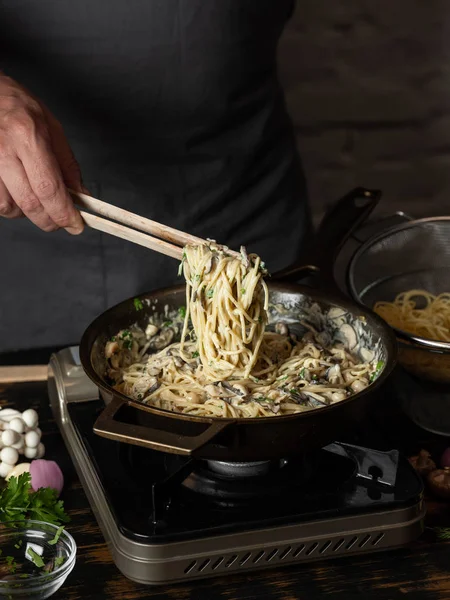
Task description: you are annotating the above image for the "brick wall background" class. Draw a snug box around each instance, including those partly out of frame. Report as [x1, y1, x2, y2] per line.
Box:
[279, 0, 450, 222]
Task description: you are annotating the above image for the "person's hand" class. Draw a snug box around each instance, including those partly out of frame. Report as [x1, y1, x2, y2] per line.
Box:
[0, 74, 84, 234]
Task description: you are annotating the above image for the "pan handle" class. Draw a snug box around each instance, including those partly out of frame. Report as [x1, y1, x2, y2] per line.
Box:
[273, 187, 381, 286]
[93, 396, 231, 455]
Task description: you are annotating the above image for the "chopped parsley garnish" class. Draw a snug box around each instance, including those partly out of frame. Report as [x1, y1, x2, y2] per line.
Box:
[258, 316, 263, 323]
[206, 289, 214, 299]
[178, 306, 186, 318]
[14, 540, 23, 549]
[54, 556, 66, 568]
[241, 288, 246, 295]
[124, 340, 133, 350]
[299, 368, 306, 379]
[290, 388, 298, 394]
[162, 320, 173, 328]
[6, 556, 17, 572]
[48, 526, 64, 546]
[27, 547, 44, 568]
[133, 298, 144, 311]
[110, 336, 117, 342]
[119, 330, 132, 340]
[194, 274, 201, 282]
[192, 351, 200, 358]
[19, 573, 29, 578]
[370, 360, 384, 382]
[277, 375, 288, 381]
[312, 374, 318, 380]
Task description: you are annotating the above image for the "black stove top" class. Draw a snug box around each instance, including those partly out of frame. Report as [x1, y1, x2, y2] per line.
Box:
[69, 400, 423, 545]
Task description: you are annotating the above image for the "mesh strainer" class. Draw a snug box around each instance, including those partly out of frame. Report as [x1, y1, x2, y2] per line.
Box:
[348, 217, 450, 383]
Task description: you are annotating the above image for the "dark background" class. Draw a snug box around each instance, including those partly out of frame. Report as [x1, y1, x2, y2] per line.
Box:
[279, 1, 450, 223]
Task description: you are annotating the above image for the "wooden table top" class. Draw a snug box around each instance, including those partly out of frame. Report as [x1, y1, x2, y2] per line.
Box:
[1, 374, 450, 600]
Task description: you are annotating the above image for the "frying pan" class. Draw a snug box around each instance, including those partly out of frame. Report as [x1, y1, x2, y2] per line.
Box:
[80, 188, 397, 461]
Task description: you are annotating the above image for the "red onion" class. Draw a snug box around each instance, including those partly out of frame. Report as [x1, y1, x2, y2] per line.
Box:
[441, 448, 450, 469]
[29, 460, 64, 496]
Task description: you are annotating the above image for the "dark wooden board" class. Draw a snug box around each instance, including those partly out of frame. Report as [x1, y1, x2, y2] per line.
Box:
[1, 377, 450, 600]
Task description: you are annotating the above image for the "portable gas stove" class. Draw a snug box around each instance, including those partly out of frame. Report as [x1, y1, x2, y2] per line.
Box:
[48, 347, 425, 586]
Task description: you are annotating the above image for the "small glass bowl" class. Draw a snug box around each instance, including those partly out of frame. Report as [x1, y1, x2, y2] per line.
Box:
[0, 520, 76, 599]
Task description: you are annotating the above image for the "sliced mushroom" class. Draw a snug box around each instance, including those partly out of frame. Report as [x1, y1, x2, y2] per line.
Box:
[327, 364, 342, 385]
[331, 391, 346, 402]
[240, 245, 249, 268]
[338, 324, 358, 351]
[186, 392, 205, 404]
[204, 255, 214, 275]
[173, 356, 185, 368]
[221, 381, 247, 397]
[204, 383, 228, 398]
[350, 379, 368, 393]
[360, 347, 375, 363]
[275, 322, 289, 336]
[149, 328, 174, 350]
[105, 340, 119, 358]
[133, 376, 158, 396]
[145, 324, 159, 338]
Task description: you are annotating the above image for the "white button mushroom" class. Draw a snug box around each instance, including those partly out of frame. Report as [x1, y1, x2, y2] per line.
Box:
[9, 417, 25, 435]
[0, 447, 19, 466]
[21, 409, 39, 430]
[24, 447, 38, 459]
[1, 429, 20, 447]
[0, 409, 21, 422]
[25, 430, 41, 449]
[12, 437, 25, 452]
[0, 462, 15, 478]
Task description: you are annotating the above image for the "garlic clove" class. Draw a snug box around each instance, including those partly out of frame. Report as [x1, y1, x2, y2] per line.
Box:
[5, 462, 31, 481]
[29, 460, 64, 496]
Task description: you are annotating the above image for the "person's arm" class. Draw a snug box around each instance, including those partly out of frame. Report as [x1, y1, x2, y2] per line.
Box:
[0, 73, 83, 234]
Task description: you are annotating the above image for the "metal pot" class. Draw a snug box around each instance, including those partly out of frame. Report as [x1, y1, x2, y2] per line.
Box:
[80, 188, 397, 461]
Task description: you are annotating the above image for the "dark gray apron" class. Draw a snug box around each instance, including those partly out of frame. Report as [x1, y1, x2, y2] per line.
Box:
[0, 0, 309, 352]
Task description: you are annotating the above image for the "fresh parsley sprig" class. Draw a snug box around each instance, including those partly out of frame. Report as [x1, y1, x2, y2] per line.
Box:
[0, 473, 70, 525]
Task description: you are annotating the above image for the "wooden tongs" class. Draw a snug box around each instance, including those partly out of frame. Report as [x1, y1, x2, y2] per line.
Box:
[69, 190, 239, 259]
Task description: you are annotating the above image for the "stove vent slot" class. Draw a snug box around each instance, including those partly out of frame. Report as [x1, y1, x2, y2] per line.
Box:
[211, 557, 224, 570]
[372, 532, 385, 546]
[239, 552, 252, 566]
[266, 549, 279, 562]
[184, 560, 197, 574]
[319, 540, 332, 554]
[186, 531, 387, 577]
[345, 536, 358, 550]
[279, 546, 292, 560]
[292, 544, 305, 558]
[225, 555, 238, 568]
[198, 559, 210, 572]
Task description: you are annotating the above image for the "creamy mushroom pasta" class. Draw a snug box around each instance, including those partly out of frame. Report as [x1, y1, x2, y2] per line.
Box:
[105, 244, 381, 418]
